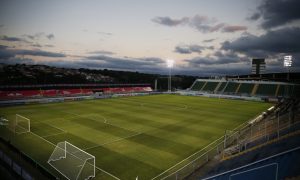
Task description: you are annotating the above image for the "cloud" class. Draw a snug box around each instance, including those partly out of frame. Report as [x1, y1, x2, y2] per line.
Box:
[203, 39, 216, 43]
[0, 46, 66, 59]
[0, 35, 28, 42]
[174, 44, 214, 54]
[188, 15, 224, 33]
[152, 16, 189, 27]
[45, 44, 54, 48]
[24, 32, 55, 40]
[0, 57, 35, 65]
[175, 46, 193, 54]
[0, 24, 4, 28]
[15, 49, 65, 57]
[86, 55, 164, 67]
[222, 27, 300, 54]
[185, 51, 244, 66]
[180, 54, 251, 76]
[98, 32, 113, 36]
[25, 35, 35, 40]
[88, 50, 115, 55]
[0, 46, 15, 59]
[46, 34, 55, 40]
[250, 0, 300, 29]
[152, 15, 246, 33]
[27, 42, 54, 48]
[0, 45, 9, 49]
[222, 25, 247, 33]
[31, 43, 43, 48]
[248, 13, 261, 21]
[38, 56, 166, 73]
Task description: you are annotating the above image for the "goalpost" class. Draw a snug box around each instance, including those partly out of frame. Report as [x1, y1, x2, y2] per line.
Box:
[8, 114, 31, 134]
[48, 141, 95, 180]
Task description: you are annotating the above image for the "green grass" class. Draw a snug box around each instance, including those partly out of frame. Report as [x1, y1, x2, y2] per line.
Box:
[0, 95, 272, 180]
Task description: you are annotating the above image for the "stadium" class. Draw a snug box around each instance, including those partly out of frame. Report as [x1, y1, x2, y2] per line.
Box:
[1, 0, 300, 180]
[0, 65, 299, 180]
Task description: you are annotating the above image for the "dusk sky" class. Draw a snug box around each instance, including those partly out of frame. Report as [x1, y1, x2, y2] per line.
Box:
[0, 0, 299, 76]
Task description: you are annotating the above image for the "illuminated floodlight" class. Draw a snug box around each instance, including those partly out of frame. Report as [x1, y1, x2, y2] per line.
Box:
[284, 55, 292, 67]
[166, 59, 174, 68]
[166, 59, 174, 92]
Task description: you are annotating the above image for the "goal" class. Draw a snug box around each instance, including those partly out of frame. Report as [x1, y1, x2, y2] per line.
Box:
[48, 141, 95, 180]
[8, 114, 30, 134]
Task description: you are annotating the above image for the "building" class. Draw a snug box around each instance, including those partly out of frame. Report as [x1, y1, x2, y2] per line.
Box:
[252, 58, 266, 74]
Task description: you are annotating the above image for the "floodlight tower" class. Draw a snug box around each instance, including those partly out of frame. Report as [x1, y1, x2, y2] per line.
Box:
[284, 55, 292, 81]
[166, 59, 174, 92]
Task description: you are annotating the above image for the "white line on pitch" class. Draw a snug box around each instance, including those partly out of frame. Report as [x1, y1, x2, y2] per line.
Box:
[29, 131, 121, 180]
[63, 111, 138, 133]
[118, 98, 188, 110]
[42, 132, 66, 138]
[83, 132, 142, 151]
[33, 120, 67, 133]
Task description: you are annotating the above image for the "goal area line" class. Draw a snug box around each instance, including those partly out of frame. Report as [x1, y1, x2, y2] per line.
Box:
[26, 130, 121, 180]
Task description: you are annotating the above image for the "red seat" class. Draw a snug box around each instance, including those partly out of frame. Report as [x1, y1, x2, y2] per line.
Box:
[102, 87, 152, 94]
[42, 90, 57, 97]
[59, 89, 82, 96]
[0, 90, 41, 100]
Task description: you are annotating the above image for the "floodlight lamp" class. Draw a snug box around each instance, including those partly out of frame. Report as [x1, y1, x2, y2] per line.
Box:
[166, 59, 174, 68]
[284, 55, 292, 67]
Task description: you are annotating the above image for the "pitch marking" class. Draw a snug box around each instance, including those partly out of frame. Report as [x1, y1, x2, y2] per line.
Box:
[29, 131, 121, 180]
[83, 132, 142, 151]
[62, 111, 138, 133]
[42, 132, 66, 138]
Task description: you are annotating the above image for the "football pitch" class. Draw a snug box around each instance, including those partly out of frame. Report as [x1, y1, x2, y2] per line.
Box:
[0, 94, 272, 179]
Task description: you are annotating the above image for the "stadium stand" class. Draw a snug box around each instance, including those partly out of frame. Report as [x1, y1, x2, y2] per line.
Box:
[189, 79, 299, 98]
[255, 84, 278, 97]
[58, 89, 83, 96]
[215, 82, 226, 93]
[223, 82, 239, 94]
[202, 82, 219, 92]
[190, 81, 206, 91]
[0, 86, 152, 100]
[101, 86, 152, 94]
[237, 83, 254, 95]
[41, 90, 57, 97]
[0, 90, 41, 99]
[81, 89, 93, 95]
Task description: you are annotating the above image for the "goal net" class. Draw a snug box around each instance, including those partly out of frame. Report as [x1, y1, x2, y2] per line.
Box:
[48, 141, 95, 180]
[8, 114, 30, 134]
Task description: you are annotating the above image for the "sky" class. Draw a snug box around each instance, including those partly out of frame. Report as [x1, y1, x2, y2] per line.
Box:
[0, 0, 300, 76]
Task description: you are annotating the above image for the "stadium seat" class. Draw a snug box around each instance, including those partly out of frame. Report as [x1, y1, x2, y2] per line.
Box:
[0, 90, 41, 99]
[191, 81, 206, 91]
[42, 90, 57, 97]
[59, 89, 82, 96]
[223, 82, 239, 94]
[215, 82, 226, 92]
[255, 84, 277, 97]
[238, 83, 255, 95]
[201, 82, 219, 92]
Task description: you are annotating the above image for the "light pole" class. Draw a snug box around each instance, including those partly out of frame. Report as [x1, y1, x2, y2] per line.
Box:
[166, 59, 174, 92]
[284, 55, 292, 81]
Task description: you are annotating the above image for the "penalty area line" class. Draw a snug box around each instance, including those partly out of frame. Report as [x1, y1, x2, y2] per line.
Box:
[29, 131, 121, 180]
